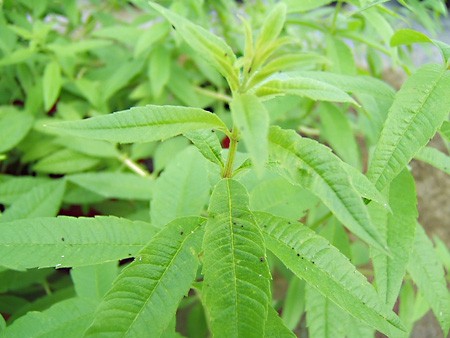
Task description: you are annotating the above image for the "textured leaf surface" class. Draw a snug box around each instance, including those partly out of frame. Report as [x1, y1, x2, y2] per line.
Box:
[203, 179, 271, 337]
[184, 130, 224, 167]
[231, 93, 269, 174]
[33, 149, 100, 174]
[408, 224, 450, 335]
[0, 216, 157, 270]
[268, 126, 386, 251]
[265, 306, 296, 338]
[151, 147, 210, 227]
[371, 170, 417, 308]
[0, 180, 65, 222]
[414, 146, 450, 175]
[67, 173, 153, 201]
[1, 298, 97, 338]
[255, 212, 404, 336]
[71, 262, 118, 300]
[46, 105, 229, 143]
[149, 2, 239, 91]
[85, 217, 204, 337]
[367, 64, 450, 190]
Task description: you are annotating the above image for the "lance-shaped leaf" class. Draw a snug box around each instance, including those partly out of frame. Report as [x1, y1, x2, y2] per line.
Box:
[2, 297, 98, 338]
[0, 179, 65, 222]
[149, 2, 239, 91]
[254, 75, 357, 105]
[254, 212, 405, 336]
[184, 130, 224, 167]
[67, 173, 153, 201]
[414, 146, 450, 175]
[254, 3, 287, 52]
[371, 170, 417, 309]
[45, 105, 229, 144]
[408, 224, 450, 335]
[305, 284, 349, 338]
[85, 216, 204, 337]
[265, 306, 296, 338]
[43, 61, 62, 112]
[0, 216, 157, 270]
[0, 176, 50, 204]
[268, 126, 387, 251]
[203, 179, 271, 337]
[0, 107, 34, 153]
[230, 93, 269, 175]
[367, 64, 450, 190]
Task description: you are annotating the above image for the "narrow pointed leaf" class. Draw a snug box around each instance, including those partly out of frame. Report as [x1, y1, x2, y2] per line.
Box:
[367, 64, 450, 190]
[230, 93, 269, 174]
[254, 212, 404, 336]
[2, 298, 97, 338]
[149, 2, 239, 91]
[265, 306, 296, 338]
[33, 149, 100, 174]
[203, 179, 271, 337]
[67, 173, 153, 201]
[184, 130, 224, 167]
[255, 3, 287, 50]
[71, 262, 118, 300]
[0, 216, 158, 270]
[45, 105, 229, 143]
[371, 170, 417, 308]
[151, 147, 210, 227]
[0, 179, 65, 222]
[408, 224, 450, 335]
[0, 176, 49, 204]
[43, 61, 62, 112]
[414, 146, 450, 175]
[269, 126, 387, 252]
[85, 217, 204, 337]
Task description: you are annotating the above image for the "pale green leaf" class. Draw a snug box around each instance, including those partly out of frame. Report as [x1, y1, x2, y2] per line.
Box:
[45, 105, 229, 143]
[408, 224, 450, 335]
[371, 170, 417, 308]
[151, 147, 210, 227]
[367, 64, 450, 190]
[414, 146, 450, 175]
[149, 2, 239, 91]
[53, 136, 120, 159]
[0, 179, 65, 222]
[390, 28, 432, 46]
[434, 236, 450, 271]
[0, 176, 50, 205]
[268, 126, 387, 252]
[0, 216, 157, 270]
[149, 46, 171, 98]
[255, 3, 287, 50]
[255, 75, 358, 105]
[85, 216, 204, 337]
[43, 61, 62, 112]
[440, 121, 450, 143]
[265, 306, 296, 338]
[284, 0, 334, 12]
[184, 129, 224, 167]
[1, 298, 97, 338]
[71, 262, 119, 300]
[33, 149, 100, 174]
[305, 284, 348, 338]
[281, 277, 305, 331]
[134, 22, 170, 58]
[67, 173, 153, 201]
[102, 60, 145, 101]
[326, 35, 356, 75]
[230, 93, 269, 175]
[0, 107, 34, 152]
[254, 212, 404, 336]
[203, 179, 271, 337]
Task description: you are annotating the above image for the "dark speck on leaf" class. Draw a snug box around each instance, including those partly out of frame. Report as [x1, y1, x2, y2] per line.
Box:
[171, 24, 176, 30]
[297, 253, 300, 257]
[61, 237, 65, 242]
[180, 231, 184, 235]
[259, 257, 265, 262]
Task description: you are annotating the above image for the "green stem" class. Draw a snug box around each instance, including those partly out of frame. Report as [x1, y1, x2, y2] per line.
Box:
[330, 1, 343, 34]
[222, 127, 239, 178]
[119, 155, 150, 177]
[195, 87, 232, 103]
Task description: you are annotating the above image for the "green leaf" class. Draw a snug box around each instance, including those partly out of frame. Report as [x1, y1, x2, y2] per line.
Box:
[0, 176, 50, 205]
[325, 35, 356, 75]
[0, 107, 34, 152]
[305, 284, 349, 338]
[390, 28, 432, 46]
[371, 170, 417, 308]
[149, 2, 239, 91]
[0, 179, 66, 222]
[434, 236, 450, 272]
[230, 93, 269, 175]
[0, 216, 157, 270]
[184, 130, 224, 167]
[254, 212, 405, 336]
[149, 46, 171, 98]
[284, 0, 334, 12]
[151, 147, 210, 227]
[367, 64, 450, 190]
[71, 262, 118, 300]
[52, 136, 120, 159]
[67, 173, 153, 201]
[265, 306, 296, 338]
[408, 224, 450, 335]
[33, 149, 100, 174]
[255, 3, 287, 51]
[46, 105, 229, 143]
[254, 75, 358, 105]
[42, 61, 62, 112]
[85, 216, 204, 337]
[440, 121, 450, 143]
[414, 146, 450, 175]
[281, 277, 305, 331]
[268, 126, 387, 252]
[1, 298, 98, 338]
[203, 179, 271, 337]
